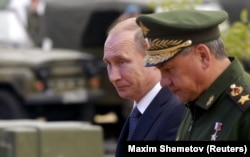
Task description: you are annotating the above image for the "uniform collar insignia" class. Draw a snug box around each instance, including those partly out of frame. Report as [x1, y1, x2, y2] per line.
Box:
[230, 84, 243, 96]
[238, 94, 250, 105]
[206, 95, 214, 107]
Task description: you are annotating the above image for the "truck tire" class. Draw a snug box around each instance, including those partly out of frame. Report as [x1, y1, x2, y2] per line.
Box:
[0, 90, 27, 119]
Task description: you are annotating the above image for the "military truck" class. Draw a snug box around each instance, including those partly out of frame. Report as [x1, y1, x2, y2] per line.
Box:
[0, 8, 104, 122]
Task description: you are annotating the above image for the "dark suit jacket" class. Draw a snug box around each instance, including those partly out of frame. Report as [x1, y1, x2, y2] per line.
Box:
[115, 87, 186, 157]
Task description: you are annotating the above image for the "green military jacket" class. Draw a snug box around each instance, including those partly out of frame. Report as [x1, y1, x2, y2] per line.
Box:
[176, 57, 250, 141]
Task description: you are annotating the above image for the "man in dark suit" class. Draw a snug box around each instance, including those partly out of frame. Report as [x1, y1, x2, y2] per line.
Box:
[103, 17, 186, 157]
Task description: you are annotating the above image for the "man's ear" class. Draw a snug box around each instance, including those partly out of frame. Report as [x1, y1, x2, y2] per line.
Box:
[195, 44, 211, 69]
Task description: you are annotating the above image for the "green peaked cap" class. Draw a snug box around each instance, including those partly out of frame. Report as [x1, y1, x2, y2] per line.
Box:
[136, 9, 228, 67]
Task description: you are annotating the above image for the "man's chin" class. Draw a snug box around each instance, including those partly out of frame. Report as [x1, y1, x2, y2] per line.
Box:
[117, 92, 130, 99]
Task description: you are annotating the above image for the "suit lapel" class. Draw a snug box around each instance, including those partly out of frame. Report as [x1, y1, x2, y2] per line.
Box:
[117, 118, 129, 141]
[132, 88, 170, 140]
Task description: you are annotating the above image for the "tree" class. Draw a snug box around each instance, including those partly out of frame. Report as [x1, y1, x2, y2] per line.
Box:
[222, 9, 250, 60]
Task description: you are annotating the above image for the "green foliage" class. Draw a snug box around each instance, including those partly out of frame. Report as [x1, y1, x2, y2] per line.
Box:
[221, 9, 250, 59]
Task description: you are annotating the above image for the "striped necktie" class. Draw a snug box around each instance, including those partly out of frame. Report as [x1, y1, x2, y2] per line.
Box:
[128, 107, 141, 140]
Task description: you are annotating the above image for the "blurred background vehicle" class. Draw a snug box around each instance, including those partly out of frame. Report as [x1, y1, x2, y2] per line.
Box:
[0, 7, 104, 123]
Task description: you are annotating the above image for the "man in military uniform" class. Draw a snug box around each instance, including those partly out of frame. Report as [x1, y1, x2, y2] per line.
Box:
[135, 9, 250, 140]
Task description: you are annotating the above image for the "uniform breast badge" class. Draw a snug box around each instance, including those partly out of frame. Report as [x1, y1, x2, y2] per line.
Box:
[211, 122, 223, 141]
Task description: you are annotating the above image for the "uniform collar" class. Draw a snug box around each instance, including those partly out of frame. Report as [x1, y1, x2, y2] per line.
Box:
[194, 57, 243, 109]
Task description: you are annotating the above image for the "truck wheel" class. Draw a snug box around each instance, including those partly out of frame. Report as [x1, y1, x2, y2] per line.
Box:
[0, 91, 27, 119]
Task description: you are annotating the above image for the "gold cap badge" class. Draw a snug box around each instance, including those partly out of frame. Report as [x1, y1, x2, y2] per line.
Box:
[138, 22, 150, 36]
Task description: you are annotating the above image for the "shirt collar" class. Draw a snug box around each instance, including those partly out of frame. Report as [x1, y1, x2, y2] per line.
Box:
[133, 82, 162, 114]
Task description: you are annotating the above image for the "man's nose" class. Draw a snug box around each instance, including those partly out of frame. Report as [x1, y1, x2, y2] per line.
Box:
[108, 68, 121, 82]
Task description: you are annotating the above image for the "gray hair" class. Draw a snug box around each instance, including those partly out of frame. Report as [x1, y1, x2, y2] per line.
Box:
[180, 38, 227, 59]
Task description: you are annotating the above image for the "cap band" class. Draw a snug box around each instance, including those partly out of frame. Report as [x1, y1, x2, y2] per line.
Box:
[136, 9, 228, 66]
[145, 40, 192, 65]
[146, 26, 220, 51]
